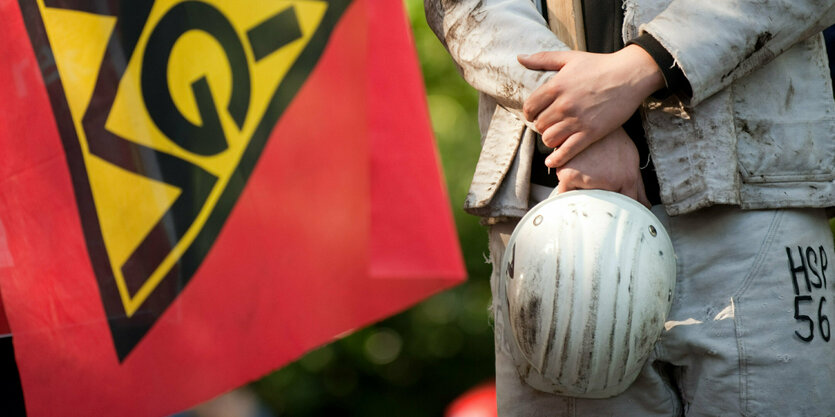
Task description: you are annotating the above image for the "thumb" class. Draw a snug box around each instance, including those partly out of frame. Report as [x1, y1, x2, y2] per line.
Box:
[555, 181, 572, 195]
[517, 51, 572, 71]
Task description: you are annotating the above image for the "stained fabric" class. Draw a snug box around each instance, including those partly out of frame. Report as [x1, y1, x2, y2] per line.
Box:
[825, 24, 835, 98]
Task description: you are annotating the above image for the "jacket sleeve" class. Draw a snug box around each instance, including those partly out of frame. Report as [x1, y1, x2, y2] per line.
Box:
[639, 0, 835, 106]
[424, 0, 569, 117]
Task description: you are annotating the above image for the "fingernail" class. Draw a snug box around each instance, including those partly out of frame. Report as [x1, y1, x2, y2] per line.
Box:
[517, 54, 529, 59]
[545, 154, 562, 168]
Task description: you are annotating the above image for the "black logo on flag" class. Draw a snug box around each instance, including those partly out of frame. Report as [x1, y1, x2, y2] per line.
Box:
[19, 0, 350, 360]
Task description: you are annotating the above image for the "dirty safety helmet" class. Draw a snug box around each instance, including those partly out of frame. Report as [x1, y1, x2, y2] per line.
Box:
[499, 190, 676, 398]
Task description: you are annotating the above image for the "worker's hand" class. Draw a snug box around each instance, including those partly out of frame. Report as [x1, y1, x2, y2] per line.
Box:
[551, 127, 650, 208]
[518, 45, 664, 168]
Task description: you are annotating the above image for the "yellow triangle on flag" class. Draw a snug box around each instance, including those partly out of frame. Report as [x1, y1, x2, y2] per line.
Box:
[41, 6, 116, 123]
[38, 0, 330, 316]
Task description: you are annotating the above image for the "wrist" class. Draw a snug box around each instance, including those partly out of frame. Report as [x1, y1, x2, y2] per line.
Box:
[619, 44, 666, 100]
[627, 34, 693, 100]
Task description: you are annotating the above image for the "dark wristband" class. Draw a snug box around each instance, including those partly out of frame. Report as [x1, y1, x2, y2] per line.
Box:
[627, 33, 692, 100]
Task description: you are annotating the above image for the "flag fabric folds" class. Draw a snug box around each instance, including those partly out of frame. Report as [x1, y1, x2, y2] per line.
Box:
[0, 0, 465, 415]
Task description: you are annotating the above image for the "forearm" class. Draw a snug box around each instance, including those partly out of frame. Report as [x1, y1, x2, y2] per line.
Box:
[424, 0, 568, 117]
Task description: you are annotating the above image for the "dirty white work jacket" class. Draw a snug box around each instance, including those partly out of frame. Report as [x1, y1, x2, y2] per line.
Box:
[425, 0, 835, 218]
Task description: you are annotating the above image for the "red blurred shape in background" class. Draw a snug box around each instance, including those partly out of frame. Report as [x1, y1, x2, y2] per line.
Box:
[446, 381, 499, 417]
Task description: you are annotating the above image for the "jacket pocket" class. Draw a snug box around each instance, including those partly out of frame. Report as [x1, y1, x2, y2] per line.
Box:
[735, 118, 835, 183]
[733, 37, 835, 184]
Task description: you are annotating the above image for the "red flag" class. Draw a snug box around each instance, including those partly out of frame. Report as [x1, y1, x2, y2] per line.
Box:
[0, 0, 465, 415]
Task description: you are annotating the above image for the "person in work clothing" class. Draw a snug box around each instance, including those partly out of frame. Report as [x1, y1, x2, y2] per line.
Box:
[425, 0, 835, 415]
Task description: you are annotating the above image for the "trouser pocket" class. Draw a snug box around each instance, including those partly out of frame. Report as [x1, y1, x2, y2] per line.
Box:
[732, 209, 835, 417]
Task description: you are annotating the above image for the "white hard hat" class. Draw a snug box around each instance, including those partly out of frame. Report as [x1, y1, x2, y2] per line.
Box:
[500, 189, 676, 398]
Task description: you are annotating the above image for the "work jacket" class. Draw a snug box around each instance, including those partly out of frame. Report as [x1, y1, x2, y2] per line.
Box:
[425, 0, 835, 218]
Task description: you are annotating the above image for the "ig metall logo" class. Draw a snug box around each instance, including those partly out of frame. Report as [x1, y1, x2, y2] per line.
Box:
[20, 0, 350, 359]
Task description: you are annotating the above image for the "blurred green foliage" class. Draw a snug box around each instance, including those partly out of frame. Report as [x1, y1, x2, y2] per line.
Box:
[248, 1, 494, 415]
